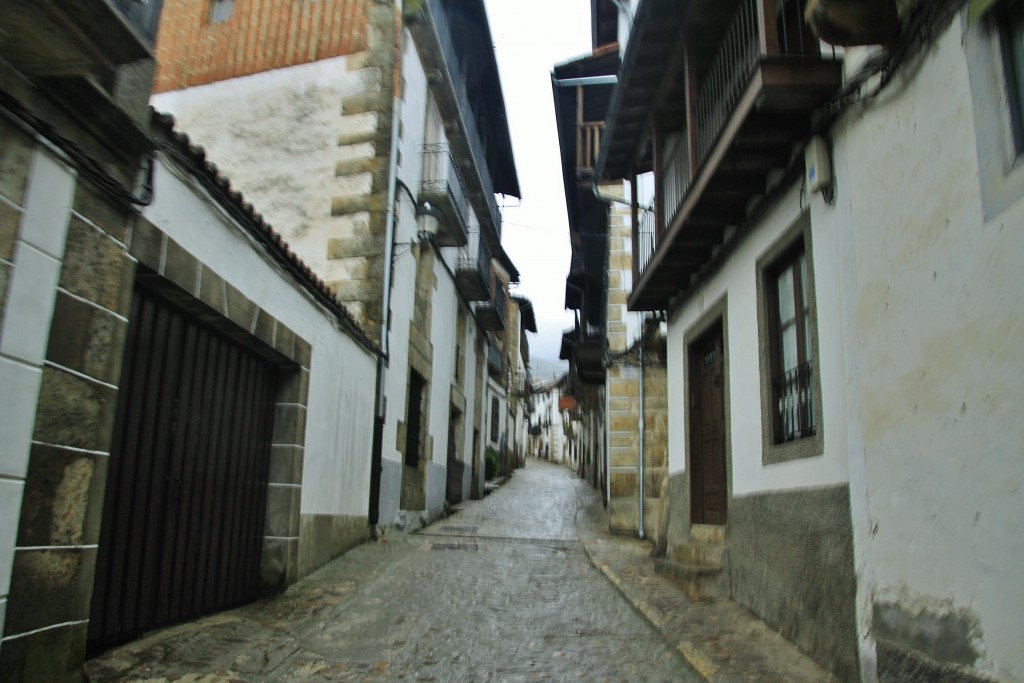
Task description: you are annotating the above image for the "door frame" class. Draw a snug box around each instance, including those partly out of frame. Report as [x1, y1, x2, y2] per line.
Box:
[683, 296, 732, 528]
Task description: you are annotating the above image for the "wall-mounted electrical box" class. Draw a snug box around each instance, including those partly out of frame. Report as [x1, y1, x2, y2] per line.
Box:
[805, 135, 832, 194]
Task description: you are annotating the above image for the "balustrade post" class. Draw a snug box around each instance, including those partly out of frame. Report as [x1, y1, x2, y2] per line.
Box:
[631, 170, 640, 284]
[683, 39, 700, 175]
[652, 124, 665, 238]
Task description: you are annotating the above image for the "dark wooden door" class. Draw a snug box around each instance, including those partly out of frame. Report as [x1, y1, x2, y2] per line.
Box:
[446, 407, 464, 504]
[88, 284, 278, 653]
[690, 326, 727, 525]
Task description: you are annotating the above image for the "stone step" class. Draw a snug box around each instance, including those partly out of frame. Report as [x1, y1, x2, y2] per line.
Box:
[689, 523, 726, 545]
[669, 541, 727, 568]
[653, 558, 731, 602]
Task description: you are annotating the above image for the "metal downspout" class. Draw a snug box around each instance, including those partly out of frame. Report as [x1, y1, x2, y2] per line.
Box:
[638, 342, 645, 539]
[371, 0, 403, 530]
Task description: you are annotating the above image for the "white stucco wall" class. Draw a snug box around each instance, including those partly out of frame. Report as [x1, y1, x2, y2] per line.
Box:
[666, 181, 850, 496]
[381, 26, 493, 508]
[833, 18, 1024, 680]
[146, 157, 378, 517]
[151, 56, 379, 285]
[429, 259, 457, 466]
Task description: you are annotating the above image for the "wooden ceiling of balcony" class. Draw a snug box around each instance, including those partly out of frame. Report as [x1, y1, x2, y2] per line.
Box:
[628, 58, 842, 311]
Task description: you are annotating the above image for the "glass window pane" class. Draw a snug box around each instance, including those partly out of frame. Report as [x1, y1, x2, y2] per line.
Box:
[798, 251, 808, 312]
[780, 321, 798, 372]
[776, 264, 795, 323]
[1002, 0, 1024, 153]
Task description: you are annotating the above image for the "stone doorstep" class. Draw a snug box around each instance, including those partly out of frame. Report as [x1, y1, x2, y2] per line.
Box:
[669, 541, 728, 568]
[690, 523, 726, 545]
[653, 558, 731, 603]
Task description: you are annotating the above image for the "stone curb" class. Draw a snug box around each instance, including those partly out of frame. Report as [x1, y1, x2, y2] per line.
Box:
[578, 531, 838, 683]
[579, 535, 718, 682]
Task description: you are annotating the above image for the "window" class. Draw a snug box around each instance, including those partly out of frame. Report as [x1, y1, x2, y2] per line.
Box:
[966, 0, 1024, 219]
[999, 0, 1024, 155]
[756, 214, 822, 464]
[405, 371, 425, 468]
[766, 244, 815, 444]
[209, 0, 233, 23]
[490, 395, 500, 443]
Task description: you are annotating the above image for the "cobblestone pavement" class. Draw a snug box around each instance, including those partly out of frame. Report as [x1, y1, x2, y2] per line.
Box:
[86, 458, 698, 682]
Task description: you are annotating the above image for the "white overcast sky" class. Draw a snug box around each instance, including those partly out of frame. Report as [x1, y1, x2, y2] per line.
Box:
[484, 0, 593, 374]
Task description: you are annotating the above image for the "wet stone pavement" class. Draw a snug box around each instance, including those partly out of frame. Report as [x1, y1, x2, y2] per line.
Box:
[86, 458, 699, 682]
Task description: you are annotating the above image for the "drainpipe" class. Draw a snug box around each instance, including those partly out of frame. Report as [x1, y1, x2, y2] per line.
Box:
[638, 342, 645, 539]
[370, 1, 404, 530]
[609, 0, 634, 31]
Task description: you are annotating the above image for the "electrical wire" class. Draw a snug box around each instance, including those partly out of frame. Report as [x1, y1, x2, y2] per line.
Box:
[0, 88, 153, 207]
[816, 0, 964, 126]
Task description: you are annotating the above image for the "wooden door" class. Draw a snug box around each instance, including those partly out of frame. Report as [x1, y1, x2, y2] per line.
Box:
[88, 284, 278, 653]
[690, 325, 727, 525]
[446, 407, 464, 504]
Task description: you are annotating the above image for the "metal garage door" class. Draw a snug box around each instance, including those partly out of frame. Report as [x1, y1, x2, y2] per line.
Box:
[88, 284, 278, 652]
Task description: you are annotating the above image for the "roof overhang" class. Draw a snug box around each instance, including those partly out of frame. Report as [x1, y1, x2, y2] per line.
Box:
[595, 0, 691, 180]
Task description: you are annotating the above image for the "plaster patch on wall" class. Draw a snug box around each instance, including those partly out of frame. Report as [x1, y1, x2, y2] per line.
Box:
[51, 459, 92, 545]
[873, 590, 984, 668]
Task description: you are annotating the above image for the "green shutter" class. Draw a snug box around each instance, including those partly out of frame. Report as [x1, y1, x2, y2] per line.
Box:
[969, 0, 1001, 24]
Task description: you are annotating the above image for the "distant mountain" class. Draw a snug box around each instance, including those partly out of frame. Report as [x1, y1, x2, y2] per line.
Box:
[529, 356, 567, 383]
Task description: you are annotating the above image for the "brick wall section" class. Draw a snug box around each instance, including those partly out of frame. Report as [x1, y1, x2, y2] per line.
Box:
[153, 0, 370, 92]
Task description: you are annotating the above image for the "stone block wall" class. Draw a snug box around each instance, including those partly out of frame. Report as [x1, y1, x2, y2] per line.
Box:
[0, 130, 136, 678]
[604, 200, 668, 540]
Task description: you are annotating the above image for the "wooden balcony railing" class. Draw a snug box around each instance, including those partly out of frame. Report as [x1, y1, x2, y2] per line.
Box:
[631, 0, 840, 306]
[661, 132, 690, 226]
[637, 206, 657, 277]
[695, 0, 826, 166]
[576, 121, 604, 175]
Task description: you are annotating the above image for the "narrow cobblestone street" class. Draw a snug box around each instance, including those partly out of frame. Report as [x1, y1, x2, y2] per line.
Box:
[86, 459, 698, 682]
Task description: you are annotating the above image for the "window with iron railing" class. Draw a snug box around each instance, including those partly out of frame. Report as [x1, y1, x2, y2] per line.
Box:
[767, 242, 815, 443]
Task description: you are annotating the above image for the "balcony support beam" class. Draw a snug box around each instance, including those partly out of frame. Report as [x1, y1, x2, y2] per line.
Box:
[757, 0, 781, 54]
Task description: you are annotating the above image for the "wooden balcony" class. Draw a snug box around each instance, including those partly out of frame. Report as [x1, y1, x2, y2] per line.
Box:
[419, 145, 470, 247]
[486, 341, 505, 377]
[559, 325, 605, 385]
[455, 229, 492, 302]
[573, 334, 606, 385]
[0, 0, 160, 78]
[476, 278, 507, 332]
[599, 0, 843, 311]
